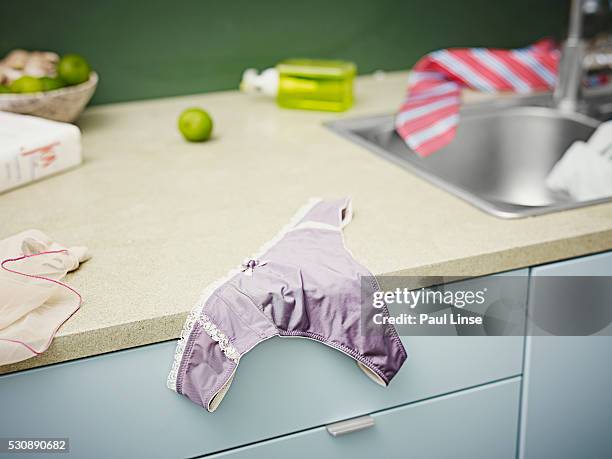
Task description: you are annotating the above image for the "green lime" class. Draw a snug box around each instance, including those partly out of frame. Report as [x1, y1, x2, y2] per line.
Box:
[10, 76, 44, 93]
[39, 77, 64, 91]
[178, 108, 213, 142]
[0, 84, 10, 93]
[57, 54, 91, 85]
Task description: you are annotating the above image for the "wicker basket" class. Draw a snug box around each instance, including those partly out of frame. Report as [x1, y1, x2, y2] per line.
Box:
[0, 72, 98, 123]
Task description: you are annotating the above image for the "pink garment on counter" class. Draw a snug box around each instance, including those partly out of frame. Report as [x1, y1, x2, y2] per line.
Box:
[0, 230, 89, 366]
[395, 39, 559, 156]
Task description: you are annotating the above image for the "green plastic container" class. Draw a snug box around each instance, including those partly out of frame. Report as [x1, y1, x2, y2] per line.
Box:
[276, 59, 356, 111]
[240, 59, 356, 112]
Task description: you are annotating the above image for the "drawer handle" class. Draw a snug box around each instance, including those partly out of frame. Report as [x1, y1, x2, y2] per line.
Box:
[326, 415, 375, 437]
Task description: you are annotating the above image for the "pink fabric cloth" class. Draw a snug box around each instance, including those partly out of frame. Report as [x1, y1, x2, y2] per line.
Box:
[0, 230, 89, 365]
[395, 39, 560, 156]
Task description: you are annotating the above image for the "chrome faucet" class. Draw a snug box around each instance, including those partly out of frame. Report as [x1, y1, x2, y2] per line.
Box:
[554, 0, 587, 112]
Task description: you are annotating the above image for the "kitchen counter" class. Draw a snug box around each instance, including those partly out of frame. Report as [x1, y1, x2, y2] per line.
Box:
[1, 71, 611, 375]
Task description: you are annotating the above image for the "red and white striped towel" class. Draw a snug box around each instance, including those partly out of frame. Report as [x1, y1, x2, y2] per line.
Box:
[395, 39, 560, 157]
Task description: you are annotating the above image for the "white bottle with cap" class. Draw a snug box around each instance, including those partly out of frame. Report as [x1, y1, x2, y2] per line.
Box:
[240, 68, 280, 96]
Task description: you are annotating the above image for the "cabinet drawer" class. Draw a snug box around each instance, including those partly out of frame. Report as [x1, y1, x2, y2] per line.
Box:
[0, 271, 526, 458]
[208, 378, 521, 459]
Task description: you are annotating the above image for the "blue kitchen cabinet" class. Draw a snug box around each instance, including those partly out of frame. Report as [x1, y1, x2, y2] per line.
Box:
[519, 251, 612, 459]
[206, 378, 521, 459]
[0, 269, 528, 459]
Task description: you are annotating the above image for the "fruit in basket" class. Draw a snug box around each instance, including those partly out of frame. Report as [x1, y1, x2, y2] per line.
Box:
[0, 49, 97, 123]
[178, 108, 214, 142]
[57, 54, 91, 86]
[0, 50, 59, 86]
[39, 77, 64, 91]
[10, 76, 44, 93]
[0, 50, 92, 92]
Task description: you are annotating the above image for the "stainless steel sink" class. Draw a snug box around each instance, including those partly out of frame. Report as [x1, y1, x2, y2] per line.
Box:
[327, 94, 612, 218]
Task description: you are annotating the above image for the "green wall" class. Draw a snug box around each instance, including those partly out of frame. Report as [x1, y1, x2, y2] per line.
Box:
[0, 0, 568, 105]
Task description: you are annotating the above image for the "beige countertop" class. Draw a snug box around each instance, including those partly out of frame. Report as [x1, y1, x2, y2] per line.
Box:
[1, 71, 611, 375]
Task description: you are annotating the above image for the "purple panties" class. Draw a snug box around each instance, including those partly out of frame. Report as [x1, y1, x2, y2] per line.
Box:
[167, 198, 407, 412]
